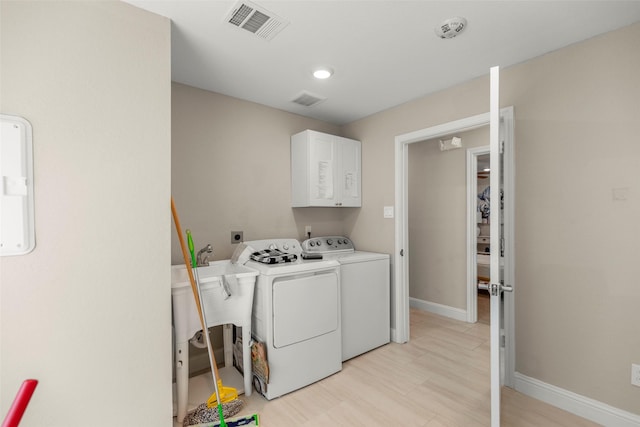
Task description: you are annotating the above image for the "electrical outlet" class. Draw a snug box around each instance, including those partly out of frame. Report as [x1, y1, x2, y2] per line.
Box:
[632, 364, 640, 387]
[305, 226, 312, 235]
[231, 231, 243, 244]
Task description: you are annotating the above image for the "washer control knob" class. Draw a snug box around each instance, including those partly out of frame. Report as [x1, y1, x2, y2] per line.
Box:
[326, 238, 333, 245]
[282, 244, 289, 250]
[268, 243, 277, 250]
[309, 241, 315, 247]
[315, 240, 321, 246]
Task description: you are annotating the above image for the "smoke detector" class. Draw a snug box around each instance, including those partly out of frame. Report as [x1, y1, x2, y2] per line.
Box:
[435, 17, 467, 39]
[225, 1, 289, 41]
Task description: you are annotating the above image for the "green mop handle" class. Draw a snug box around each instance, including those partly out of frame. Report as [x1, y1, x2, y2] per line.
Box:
[186, 229, 197, 268]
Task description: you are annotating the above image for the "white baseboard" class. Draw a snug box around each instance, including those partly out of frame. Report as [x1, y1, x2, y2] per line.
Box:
[409, 297, 467, 322]
[514, 372, 640, 427]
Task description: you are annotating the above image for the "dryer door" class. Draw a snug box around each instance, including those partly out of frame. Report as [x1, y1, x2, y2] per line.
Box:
[272, 271, 339, 348]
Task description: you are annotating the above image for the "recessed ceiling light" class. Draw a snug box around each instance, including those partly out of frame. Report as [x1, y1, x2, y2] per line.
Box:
[313, 68, 333, 79]
[435, 16, 467, 39]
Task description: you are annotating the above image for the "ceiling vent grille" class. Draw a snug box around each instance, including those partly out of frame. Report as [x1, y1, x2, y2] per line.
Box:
[225, 1, 289, 41]
[291, 91, 326, 107]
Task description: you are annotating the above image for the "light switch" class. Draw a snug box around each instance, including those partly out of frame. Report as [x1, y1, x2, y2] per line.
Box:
[383, 206, 394, 218]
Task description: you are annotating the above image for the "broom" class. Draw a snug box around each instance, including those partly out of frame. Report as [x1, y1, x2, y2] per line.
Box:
[171, 198, 252, 426]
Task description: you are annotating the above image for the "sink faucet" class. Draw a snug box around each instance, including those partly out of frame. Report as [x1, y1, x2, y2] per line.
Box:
[196, 244, 213, 267]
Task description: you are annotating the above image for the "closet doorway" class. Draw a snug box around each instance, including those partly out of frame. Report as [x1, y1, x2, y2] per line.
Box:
[468, 149, 491, 325]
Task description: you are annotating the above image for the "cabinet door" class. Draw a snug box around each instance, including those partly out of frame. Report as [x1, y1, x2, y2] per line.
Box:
[336, 136, 361, 207]
[291, 130, 361, 207]
[308, 132, 337, 206]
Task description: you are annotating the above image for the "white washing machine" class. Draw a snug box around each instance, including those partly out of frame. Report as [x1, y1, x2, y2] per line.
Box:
[302, 236, 390, 361]
[243, 238, 342, 400]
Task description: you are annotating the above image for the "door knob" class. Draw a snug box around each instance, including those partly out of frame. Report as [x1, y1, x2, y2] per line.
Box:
[479, 282, 513, 296]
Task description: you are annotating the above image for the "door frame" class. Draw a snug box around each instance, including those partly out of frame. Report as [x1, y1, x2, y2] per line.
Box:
[393, 107, 515, 387]
[466, 145, 490, 325]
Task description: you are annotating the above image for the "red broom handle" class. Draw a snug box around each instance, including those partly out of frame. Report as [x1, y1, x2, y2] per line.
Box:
[2, 379, 38, 427]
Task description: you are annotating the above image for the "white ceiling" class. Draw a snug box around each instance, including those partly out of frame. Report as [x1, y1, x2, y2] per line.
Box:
[124, 1, 640, 125]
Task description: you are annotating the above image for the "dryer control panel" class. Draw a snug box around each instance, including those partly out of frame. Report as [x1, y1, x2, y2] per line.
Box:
[302, 236, 355, 254]
[244, 238, 303, 255]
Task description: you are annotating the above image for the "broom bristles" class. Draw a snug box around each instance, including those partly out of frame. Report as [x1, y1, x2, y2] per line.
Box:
[182, 399, 244, 426]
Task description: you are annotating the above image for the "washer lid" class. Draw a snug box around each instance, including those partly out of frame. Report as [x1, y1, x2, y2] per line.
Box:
[327, 251, 390, 264]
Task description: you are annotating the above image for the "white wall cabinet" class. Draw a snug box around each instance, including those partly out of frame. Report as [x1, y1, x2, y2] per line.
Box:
[291, 130, 361, 207]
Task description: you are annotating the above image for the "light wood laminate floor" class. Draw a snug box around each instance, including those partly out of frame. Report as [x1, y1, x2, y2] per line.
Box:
[180, 308, 600, 426]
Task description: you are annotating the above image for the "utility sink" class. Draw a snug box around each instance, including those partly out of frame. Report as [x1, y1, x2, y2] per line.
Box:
[171, 259, 258, 340]
[171, 260, 258, 289]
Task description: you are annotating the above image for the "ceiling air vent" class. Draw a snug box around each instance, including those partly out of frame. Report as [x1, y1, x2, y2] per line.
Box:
[225, 1, 289, 41]
[291, 91, 326, 107]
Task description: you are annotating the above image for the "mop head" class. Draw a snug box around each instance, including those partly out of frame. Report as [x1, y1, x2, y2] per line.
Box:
[183, 399, 244, 426]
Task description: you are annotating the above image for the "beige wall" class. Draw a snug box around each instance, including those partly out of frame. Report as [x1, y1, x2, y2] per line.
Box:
[343, 22, 640, 415]
[408, 127, 489, 309]
[506, 23, 640, 414]
[0, 2, 172, 425]
[171, 83, 349, 264]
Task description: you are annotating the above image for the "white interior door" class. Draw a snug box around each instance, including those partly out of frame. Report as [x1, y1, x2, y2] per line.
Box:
[489, 66, 513, 426]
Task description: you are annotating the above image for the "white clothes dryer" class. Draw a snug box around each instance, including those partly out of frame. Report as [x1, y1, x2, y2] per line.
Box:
[302, 236, 390, 361]
[243, 239, 342, 400]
